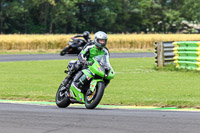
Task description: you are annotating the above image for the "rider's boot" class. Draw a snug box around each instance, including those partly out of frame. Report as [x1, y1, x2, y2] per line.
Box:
[61, 61, 81, 92]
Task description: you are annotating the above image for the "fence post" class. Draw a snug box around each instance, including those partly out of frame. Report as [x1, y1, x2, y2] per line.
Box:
[157, 42, 164, 67]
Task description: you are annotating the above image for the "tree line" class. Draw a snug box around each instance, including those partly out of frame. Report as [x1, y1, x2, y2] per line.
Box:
[0, 0, 200, 34]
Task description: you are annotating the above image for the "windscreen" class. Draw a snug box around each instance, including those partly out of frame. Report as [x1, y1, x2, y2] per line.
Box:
[94, 55, 111, 69]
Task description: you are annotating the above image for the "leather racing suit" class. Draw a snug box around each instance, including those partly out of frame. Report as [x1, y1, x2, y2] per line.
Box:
[61, 42, 109, 89]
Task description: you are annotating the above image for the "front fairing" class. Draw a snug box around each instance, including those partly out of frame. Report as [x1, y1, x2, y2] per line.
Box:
[69, 38, 86, 48]
[70, 43, 82, 48]
[89, 55, 115, 80]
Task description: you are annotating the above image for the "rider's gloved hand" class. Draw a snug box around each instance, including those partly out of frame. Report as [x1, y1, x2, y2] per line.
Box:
[81, 61, 93, 66]
[81, 60, 89, 65]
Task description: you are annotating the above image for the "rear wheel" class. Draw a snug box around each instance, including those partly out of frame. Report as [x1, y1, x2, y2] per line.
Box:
[55, 84, 70, 108]
[85, 82, 105, 109]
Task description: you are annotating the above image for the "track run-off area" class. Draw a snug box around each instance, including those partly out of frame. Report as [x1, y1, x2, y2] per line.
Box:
[1, 52, 200, 133]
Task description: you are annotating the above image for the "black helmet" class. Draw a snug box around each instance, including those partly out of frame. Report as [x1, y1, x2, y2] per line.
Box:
[83, 31, 90, 37]
[83, 31, 91, 41]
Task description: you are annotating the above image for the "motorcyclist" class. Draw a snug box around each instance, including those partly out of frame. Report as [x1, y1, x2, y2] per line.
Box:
[73, 31, 91, 43]
[61, 31, 109, 91]
[60, 31, 91, 56]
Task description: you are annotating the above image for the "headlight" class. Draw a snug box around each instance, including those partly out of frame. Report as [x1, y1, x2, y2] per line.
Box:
[104, 66, 110, 77]
[104, 66, 110, 71]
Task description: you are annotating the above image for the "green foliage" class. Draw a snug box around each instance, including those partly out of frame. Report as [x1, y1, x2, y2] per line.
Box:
[0, 0, 200, 33]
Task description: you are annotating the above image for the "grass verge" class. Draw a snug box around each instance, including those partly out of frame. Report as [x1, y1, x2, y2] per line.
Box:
[1, 58, 200, 107]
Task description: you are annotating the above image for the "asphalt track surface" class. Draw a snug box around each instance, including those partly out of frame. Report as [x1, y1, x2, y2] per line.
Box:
[0, 52, 154, 62]
[1, 103, 200, 133]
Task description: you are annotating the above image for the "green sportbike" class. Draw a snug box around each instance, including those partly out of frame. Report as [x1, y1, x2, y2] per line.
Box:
[55, 55, 115, 109]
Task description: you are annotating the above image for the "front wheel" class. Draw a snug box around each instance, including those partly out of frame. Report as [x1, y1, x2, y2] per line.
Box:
[55, 84, 70, 108]
[60, 46, 73, 56]
[85, 82, 105, 109]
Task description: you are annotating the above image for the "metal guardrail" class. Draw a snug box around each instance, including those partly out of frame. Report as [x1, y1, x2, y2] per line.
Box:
[155, 41, 200, 70]
[154, 42, 175, 67]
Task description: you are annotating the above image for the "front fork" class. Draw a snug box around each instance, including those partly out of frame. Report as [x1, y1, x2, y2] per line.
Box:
[69, 79, 103, 103]
[89, 79, 104, 92]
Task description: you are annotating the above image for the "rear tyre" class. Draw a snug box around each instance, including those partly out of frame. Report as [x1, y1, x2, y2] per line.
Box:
[55, 84, 70, 108]
[85, 82, 105, 109]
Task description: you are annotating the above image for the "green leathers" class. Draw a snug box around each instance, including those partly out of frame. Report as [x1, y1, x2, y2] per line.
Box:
[56, 55, 115, 109]
[79, 45, 108, 62]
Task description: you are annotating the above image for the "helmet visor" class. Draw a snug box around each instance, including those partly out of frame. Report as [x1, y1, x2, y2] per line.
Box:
[97, 39, 107, 47]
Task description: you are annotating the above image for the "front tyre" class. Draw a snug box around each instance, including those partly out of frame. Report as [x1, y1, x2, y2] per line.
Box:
[60, 46, 72, 56]
[85, 82, 105, 109]
[55, 84, 70, 108]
